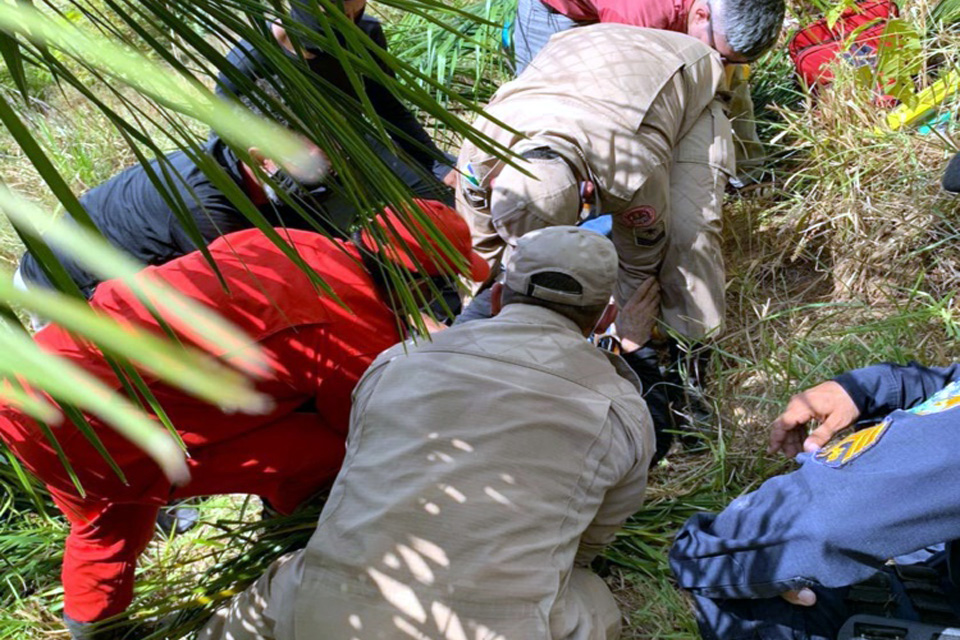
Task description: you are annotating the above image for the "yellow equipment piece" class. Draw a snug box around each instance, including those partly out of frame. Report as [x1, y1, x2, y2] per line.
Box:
[724, 63, 750, 87]
[885, 70, 960, 131]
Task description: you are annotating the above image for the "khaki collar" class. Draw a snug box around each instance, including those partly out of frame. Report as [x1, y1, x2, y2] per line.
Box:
[494, 303, 584, 335]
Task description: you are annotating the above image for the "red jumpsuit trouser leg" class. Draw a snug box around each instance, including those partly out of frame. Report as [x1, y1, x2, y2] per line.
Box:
[56, 412, 346, 623]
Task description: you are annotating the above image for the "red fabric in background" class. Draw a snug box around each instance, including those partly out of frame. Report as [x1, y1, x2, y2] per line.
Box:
[539, 0, 691, 31]
[0, 228, 402, 622]
[788, 0, 899, 88]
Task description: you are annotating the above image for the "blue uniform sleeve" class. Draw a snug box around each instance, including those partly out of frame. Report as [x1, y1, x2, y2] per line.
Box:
[834, 362, 960, 421]
[670, 400, 960, 600]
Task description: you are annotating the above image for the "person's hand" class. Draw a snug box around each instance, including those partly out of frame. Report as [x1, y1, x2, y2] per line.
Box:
[617, 279, 660, 353]
[781, 588, 817, 607]
[768, 381, 861, 457]
[417, 312, 449, 334]
[442, 169, 459, 188]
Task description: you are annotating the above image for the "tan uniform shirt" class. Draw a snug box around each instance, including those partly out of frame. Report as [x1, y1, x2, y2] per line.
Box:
[457, 25, 733, 308]
[294, 304, 654, 639]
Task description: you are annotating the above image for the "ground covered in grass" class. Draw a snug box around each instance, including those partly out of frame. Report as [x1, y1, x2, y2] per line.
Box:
[0, 0, 959, 638]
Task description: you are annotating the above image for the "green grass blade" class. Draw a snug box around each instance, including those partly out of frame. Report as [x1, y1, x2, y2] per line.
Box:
[0, 328, 189, 485]
[57, 402, 127, 486]
[0, 31, 28, 102]
[0, 3, 316, 173]
[116, 360, 186, 452]
[32, 417, 85, 498]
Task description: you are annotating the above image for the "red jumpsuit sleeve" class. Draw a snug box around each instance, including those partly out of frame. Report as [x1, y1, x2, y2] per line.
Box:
[238, 323, 367, 437]
[56, 497, 159, 623]
[311, 325, 384, 438]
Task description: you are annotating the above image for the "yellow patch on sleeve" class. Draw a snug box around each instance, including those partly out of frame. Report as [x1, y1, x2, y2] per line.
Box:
[815, 421, 890, 468]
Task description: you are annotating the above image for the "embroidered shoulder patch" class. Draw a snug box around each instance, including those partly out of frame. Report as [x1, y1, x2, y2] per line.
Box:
[814, 421, 890, 468]
[619, 206, 657, 228]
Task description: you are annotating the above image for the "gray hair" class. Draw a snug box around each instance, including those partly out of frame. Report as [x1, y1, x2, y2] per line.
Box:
[717, 0, 785, 61]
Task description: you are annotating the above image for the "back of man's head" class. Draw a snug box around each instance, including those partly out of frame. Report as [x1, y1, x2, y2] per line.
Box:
[501, 226, 617, 333]
[718, 0, 785, 61]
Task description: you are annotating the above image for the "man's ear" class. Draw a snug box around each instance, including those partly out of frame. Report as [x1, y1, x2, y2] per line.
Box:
[490, 282, 504, 317]
[580, 179, 595, 201]
[688, 0, 712, 29]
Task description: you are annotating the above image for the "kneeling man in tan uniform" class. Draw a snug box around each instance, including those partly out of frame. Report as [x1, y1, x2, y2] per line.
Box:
[200, 226, 656, 640]
[457, 24, 734, 340]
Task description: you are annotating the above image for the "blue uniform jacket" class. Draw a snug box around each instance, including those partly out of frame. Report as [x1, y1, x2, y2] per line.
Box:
[671, 362, 960, 599]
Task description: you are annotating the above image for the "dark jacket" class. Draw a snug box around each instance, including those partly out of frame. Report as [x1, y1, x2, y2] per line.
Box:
[216, 16, 447, 176]
[18, 130, 450, 298]
[19, 137, 257, 297]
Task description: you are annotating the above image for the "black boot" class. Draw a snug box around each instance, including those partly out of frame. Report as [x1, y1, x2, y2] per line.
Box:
[621, 345, 677, 466]
[260, 496, 282, 521]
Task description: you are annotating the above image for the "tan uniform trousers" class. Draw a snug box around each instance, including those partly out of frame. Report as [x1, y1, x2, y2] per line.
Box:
[198, 552, 301, 640]
[663, 102, 731, 338]
[726, 64, 764, 170]
[198, 553, 622, 640]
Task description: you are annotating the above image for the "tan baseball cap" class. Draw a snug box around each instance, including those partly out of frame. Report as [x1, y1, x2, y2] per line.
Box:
[490, 150, 581, 244]
[504, 226, 617, 307]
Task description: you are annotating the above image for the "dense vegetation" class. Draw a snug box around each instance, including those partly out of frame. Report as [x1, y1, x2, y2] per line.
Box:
[0, 0, 958, 637]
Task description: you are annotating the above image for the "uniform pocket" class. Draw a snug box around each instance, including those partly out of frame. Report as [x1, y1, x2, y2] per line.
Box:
[675, 100, 735, 178]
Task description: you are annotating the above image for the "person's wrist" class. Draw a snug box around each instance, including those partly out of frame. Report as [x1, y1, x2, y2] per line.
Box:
[831, 372, 870, 418]
[620, 337, 642, 354]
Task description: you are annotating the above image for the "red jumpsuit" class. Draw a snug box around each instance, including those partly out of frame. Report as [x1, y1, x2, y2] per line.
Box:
[0, 228, 403, 623]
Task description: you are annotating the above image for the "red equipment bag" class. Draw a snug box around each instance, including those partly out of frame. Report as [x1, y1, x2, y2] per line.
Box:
[788, 0, 899, 88]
